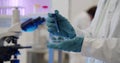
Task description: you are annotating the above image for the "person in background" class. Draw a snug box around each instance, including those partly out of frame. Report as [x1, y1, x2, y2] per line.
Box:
[70, 6, 97, 63]
[73, 6, 97, 29]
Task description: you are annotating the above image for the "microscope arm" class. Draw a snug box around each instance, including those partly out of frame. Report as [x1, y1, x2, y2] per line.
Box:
[0, 23, 21, 37]
[0, 23, 22, 46]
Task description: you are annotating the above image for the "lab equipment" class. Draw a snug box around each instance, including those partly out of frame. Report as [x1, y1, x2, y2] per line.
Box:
[21, 17, 45, 32]
[0, 16, 45, 63]
[0, 36, 32, 63]
[46, 10, 76, 39]
[0, 7, 46, 63]
[0, 21, 32, 63]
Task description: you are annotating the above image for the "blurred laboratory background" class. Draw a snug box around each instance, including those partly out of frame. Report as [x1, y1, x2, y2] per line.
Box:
[0, 0, 98, 63]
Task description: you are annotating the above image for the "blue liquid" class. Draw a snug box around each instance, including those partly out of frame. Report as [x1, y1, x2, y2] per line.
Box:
[21, 17, 45, 32]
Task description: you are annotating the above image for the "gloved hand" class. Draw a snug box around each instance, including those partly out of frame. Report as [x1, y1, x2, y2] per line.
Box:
[46, 10, 76, 39]
[47, 37, 84, 52]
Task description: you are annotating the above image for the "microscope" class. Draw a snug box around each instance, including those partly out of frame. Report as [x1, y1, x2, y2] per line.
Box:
[0, 8, 45, 63]
[0, 35, 32, 63]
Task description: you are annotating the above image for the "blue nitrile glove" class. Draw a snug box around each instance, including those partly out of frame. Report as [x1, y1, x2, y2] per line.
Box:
[46, 10, 76, 39]
[47, 37, 84, 52]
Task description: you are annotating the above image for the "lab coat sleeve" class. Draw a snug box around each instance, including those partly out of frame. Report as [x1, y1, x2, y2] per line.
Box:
[81, 38, 120, 63]
[81, 10, 120, 63]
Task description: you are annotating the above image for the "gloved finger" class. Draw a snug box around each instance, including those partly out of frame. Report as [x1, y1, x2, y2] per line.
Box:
[54, 10, 59, 14]
[46, 21, 58, 33]
[46, 17, 55, 23]
[48, 10, 59, 17]
[46, 22, 56, 27]
[47, 24, 57, 32]
[57, 36, 65, 40]
[51, 36, 57, 40]
[48, 13, 53, 17]
[54, 10, 62, 18]
[48, 27, 57, 33]
[55, 12, 68, 21]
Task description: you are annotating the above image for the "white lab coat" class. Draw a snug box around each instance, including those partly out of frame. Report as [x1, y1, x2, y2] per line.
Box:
[74, 0, 120, 63]
[70, 12, 91, 63]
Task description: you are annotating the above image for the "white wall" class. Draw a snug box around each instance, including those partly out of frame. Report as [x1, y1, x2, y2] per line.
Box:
[51, 0, 69, 18]
[70, 0, 99, 21]
[51, 0, 98, 21]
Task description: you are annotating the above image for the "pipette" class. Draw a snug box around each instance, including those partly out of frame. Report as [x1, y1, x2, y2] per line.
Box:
[49, 10, 60, 33]
[50, 10, 62, 63]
